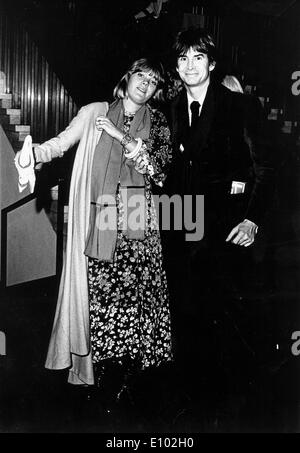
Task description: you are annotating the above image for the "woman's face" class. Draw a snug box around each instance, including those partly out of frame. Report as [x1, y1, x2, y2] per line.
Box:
[126, 71, 158, 107]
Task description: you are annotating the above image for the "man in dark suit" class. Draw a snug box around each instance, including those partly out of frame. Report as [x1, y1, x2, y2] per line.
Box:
[164, 28, 275, 383]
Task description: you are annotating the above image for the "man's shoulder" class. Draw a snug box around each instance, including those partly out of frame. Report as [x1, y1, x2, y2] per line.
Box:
[210, 83, 246, 118]
[210, 82, 236, 102]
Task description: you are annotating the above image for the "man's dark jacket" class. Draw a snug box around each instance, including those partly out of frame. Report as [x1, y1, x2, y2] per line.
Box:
[166, 82, 274, 228]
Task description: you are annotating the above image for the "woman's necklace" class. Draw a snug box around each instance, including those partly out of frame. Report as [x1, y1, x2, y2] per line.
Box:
[124, 109, 136, 117]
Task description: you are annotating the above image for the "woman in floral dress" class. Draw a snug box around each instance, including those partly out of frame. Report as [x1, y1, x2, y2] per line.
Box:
[89, 59, 173, 392]
[33, 58, 173, 398]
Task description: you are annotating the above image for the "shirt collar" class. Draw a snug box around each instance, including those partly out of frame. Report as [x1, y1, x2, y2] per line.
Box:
[187, 86, 208, 111]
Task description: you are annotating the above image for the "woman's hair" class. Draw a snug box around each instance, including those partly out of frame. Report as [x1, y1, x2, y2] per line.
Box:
[113, 58, 165, 102]
[173, 27, 217, 65]
[222, 75, 244, 93]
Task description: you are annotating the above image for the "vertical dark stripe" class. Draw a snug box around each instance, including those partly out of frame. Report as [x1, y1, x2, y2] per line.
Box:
[1, 210, 7, 287]
[0, 9, 77, 143]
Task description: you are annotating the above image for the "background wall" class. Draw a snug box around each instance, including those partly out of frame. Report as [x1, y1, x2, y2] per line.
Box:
[1, 0, 298, 110]
[0, 125, 57, 285]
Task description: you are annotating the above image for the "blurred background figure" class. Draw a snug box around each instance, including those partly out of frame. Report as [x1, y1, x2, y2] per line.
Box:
[222, 75, 244, 93]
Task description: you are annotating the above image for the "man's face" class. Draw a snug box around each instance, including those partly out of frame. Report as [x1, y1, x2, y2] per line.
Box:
[176, 47, 215, 88]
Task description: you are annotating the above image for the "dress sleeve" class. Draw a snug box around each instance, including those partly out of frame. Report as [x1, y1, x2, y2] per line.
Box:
[34, 105, 88, 163]
[134, 109, 172, 187]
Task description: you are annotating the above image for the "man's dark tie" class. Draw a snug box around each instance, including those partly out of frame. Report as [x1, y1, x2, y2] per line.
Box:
[190, 101, 200, 131]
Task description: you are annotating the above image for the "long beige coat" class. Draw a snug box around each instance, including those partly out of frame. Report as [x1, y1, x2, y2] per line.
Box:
[35, 102, 109, 385]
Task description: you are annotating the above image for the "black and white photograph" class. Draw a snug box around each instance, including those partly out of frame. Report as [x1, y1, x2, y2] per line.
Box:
[0, 0, 299, 435]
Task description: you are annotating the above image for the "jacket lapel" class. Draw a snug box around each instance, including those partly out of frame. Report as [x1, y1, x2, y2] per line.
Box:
[172, 91, 189, 155]
[172, 84, 216, 159]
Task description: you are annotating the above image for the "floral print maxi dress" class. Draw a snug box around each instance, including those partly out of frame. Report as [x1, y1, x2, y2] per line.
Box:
[88, 105, 173, 370]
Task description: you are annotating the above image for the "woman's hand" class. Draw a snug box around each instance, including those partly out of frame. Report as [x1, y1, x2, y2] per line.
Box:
[133, 154, 148, 174]
[95, 116, 123, 141]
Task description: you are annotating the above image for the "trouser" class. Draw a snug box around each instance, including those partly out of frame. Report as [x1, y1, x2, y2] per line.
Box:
[163, 193, 252, 367]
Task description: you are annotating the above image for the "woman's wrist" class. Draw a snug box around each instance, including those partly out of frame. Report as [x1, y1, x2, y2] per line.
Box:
[120, 133, 133, 147]
[125, 138, 143, 159]
[33, 147, 41, 165]
[119, 132, 141, 156]
[33, 147, 44, 170]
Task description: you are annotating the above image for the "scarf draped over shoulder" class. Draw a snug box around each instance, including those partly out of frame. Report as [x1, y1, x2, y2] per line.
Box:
[84, 99, 151, 261]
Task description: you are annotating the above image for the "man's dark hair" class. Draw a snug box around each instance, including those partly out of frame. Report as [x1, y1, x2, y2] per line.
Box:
[173, 27, 217, 65]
